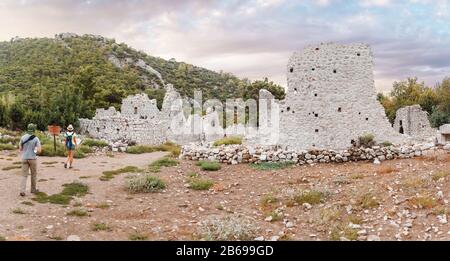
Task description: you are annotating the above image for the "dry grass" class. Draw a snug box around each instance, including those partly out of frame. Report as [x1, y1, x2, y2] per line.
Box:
[357, 193, 380, 209]
[402, 177, 426, 189]
[409, 195, 438, 209]
[432, 171, 449, 181]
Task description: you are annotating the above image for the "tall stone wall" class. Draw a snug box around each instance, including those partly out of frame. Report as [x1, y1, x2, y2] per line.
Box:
[278, 43, 404, 150]
[393, 105, 437, 141]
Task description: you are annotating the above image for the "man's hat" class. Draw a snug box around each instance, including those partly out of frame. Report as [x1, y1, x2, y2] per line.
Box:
[27, 123, 37, 134]
[67, 124, 74, 131]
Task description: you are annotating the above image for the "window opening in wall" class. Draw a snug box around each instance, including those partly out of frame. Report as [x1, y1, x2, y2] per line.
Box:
[338, 107, 342, 112]
[281, 110, 284, 113]
[212, 121, 216, 127]
[312, 68, 315, 71]
[357, 53, 361, 56]
[358, 112, 361, 115]
[366, 118, 369, 121]
[333, 69, 337, 73]
[116, 128, 120, 134]
[315, 129, 319, 133]
[96, 127, 100, 132]
[315, 47, 319, 51]
[287, 107, 291, 112]
[290, 67, 294, 73]
[315, 113, 318, 117]
[103, 126, 106, 129]
[294, 88, 297, 92]
[351, 139, 356, 146]
[399, 120, 404, 134]
[314, 93, 318, 97]
[292, 111, 295, 114]
[134, 107, 138, 115]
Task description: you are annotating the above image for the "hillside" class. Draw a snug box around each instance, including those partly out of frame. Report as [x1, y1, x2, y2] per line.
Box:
[0, 33, 284, 130]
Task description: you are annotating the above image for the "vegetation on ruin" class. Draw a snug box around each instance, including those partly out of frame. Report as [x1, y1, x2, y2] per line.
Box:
[251, 161, 295, 171]
[125, 174, 166, 193]
[100, 166, 142, 181]
[126, 142, 181, 157]
[0, 35, 285, 131]
[83, 138, 109, 148]
[358, 133, 375, 147]
[378, 77, 450, 128]
[213, 136, 243, 146]
[196, 161, 222, 171]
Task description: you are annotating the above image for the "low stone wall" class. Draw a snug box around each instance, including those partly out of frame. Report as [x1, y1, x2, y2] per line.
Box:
[181, 143, 450, 165]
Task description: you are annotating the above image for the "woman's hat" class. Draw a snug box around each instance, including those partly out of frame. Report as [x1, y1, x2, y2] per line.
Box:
[67, 124, 74, 131]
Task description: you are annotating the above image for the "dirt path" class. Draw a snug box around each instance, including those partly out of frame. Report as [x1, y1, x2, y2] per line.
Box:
[0, 151, 167, 240]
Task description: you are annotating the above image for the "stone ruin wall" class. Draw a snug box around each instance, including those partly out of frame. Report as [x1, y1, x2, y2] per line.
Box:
[278, 43, 404, 150]
[393, 105, 437, 141]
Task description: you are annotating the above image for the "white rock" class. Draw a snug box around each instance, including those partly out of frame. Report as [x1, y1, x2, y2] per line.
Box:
[46, 225, 54, 230]
[270, 236, 280, 241]
[254, 236, 264, 241]
[265, 216, 273, 222]
[367, 235, 380, 241]
[67, 235, 81, 241]
[373, 158, 381, 165]
[438, 215, 447, 224]
[285, 222, 295, 228]
[302, 203, 312, 210]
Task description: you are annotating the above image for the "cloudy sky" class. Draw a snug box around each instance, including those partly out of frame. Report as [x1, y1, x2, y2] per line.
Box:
[0, 0, 449, 92]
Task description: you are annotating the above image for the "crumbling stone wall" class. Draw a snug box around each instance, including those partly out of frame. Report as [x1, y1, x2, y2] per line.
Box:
[278, 43, 404, 150]
[393, 105, 437, 141]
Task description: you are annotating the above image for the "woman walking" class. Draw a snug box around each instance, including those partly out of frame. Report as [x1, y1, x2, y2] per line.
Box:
[64, 125, 77, 169]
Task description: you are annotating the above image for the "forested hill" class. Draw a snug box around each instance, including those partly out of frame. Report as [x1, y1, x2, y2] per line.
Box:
[0, 33, 285, 130]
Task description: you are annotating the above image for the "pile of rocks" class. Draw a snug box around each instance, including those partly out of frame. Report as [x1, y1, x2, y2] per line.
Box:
[181, 142, 450, 165]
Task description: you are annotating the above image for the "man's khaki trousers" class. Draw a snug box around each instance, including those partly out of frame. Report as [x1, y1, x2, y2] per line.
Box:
[21, 159, 37, 193]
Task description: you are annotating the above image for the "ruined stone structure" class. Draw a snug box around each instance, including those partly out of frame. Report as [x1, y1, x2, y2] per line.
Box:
[439, 124, 450, 144]
[278, 43, 404, 150]
[81, 43, 413, 151]
[393, 105, 437, 141]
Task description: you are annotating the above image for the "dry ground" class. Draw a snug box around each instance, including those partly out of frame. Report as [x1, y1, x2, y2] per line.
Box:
[0, 149, 448, 241]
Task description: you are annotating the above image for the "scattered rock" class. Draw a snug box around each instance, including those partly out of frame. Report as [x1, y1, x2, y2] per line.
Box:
[67, 235, 81, 241]
[367, 235, 380, 241]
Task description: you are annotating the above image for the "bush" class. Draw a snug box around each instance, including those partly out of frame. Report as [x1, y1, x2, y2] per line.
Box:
[251, 161, 294, 171]
[126, 142, 181, 157]
[83, 139, 108, 148]
[125, 174, 166, 193]
[358, 133, 375, 147]
[197, 161, 221, 171]
[189, 178, 214, 191]
[33, 182, 89, 205]
[0, 143, 16, 150]
[213, 136, 243, 147]
[357, 193, 380, 209]
[381, 141, 393, 147]
[197, 215, 259, 241]
[66, 209, 88, 217]
[149, 157, 179, 172]
[294, 190, 324, 205]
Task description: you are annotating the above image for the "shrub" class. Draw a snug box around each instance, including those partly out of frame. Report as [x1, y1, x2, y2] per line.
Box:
[126, 142, 181, 157]
[100, 166, 142, 181]
[358, 133, 375, 147]
[189, 178, 214, 191]
[432, 171, 449, 181]
[381, 141, 393, 147]
[125, 174, 166, 193]
[409, 196, 438, 209]
[92, 223, 110, 231]
[66, 209, 88, 217]
[2, 165, 21, 171]
[213, 136, 242, 147]
[0, 236, 5, 241]
[260, 194, 279, 207]
[83, 139, 109, 148]
[129, 233, 148, 241]
[12, 208, 27, 215]
[294, 190, 324, 205]
[357, 193, 380, 209]
[197, 161, 221, 171]
[251, 161, 294, 171]
[0, 143, 16, 150]
[61, 182, 89, 197]
[197, 214, 259, 241]
[149, 157, 178, 172]
[376, 166, 395, 175]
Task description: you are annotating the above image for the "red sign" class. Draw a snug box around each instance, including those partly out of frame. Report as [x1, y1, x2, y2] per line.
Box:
[48, 125, 61, 135]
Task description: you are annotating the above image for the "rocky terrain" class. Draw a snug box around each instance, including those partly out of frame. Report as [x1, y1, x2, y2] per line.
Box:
[0, 148, 448, 241]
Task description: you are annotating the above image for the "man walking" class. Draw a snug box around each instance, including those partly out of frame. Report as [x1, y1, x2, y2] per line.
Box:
[19, 123, 42, 197]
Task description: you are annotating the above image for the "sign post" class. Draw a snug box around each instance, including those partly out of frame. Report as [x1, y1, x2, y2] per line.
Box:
[47, 125, 61, 153]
